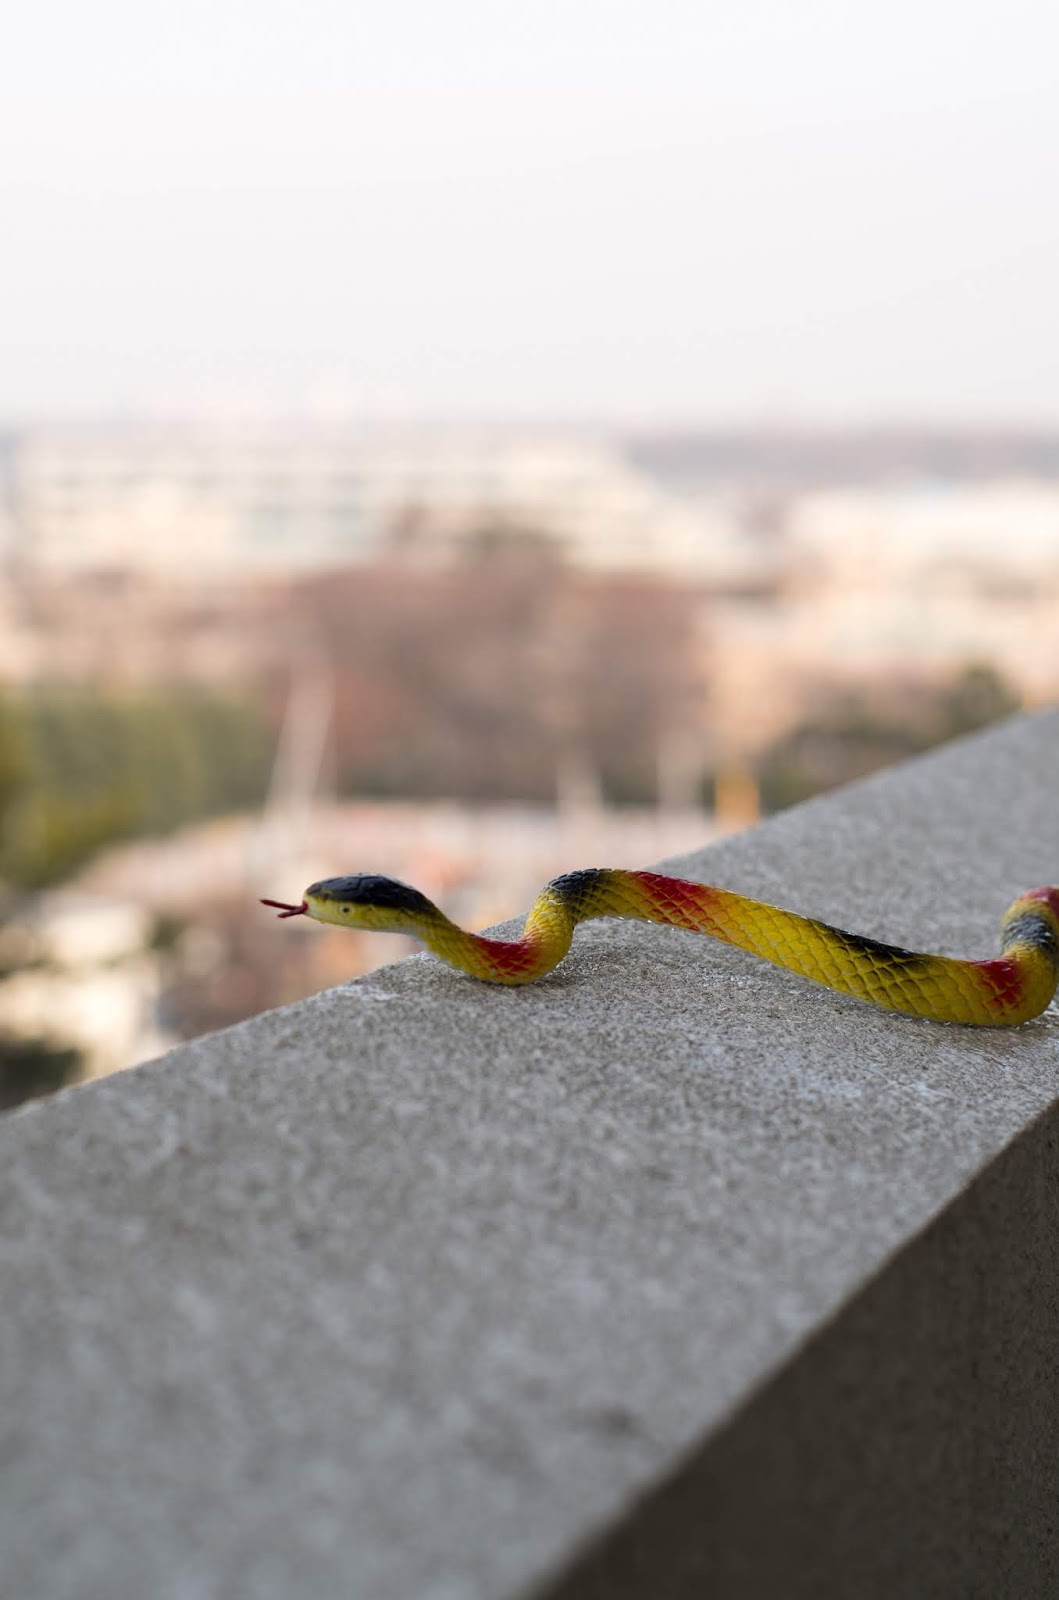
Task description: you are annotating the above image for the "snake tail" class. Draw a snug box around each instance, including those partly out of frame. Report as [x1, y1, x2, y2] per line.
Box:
[264, 870, 1059, 1026]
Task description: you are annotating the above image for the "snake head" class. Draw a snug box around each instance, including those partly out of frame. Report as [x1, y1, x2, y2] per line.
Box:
[302, 874, 437, 932]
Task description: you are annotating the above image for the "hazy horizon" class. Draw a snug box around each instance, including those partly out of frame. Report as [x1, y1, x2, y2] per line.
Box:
[4, 1, 1058, 427]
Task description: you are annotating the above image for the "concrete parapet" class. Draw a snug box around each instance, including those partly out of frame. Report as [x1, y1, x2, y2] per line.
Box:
[2, 713, 1058, 1598]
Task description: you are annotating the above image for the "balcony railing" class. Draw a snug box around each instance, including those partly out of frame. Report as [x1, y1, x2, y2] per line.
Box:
[2, 710, 1058, 1599]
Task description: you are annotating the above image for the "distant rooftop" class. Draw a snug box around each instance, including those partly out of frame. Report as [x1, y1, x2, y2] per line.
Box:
[624, 427, 1059, 490]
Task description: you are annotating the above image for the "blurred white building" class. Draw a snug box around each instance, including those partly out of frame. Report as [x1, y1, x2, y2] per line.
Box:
[7, 429, 758, 584]
[787, 482, 1059, 593]
[782, 482, 1059, 687]
[705, 479, 1059, 755]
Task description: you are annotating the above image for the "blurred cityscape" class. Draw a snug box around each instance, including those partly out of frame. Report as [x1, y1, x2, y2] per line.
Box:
[0, 421, 1053, 1109]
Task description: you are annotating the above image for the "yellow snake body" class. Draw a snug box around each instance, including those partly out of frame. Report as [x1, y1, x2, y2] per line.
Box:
[263, 871, 1059, 1027]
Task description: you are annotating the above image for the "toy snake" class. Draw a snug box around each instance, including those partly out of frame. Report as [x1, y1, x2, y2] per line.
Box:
[262, 872, 1059, 1026]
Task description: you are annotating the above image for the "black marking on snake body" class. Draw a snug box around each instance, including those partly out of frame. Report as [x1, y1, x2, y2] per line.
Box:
[1002, 910, 1059, 955]
[307, 875, 435, 917]
[825, 925, 933, 974]
[547, 869, 613, 917]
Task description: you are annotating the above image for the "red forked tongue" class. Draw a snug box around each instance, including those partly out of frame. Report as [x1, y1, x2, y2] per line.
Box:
[261, 898, 308, 919]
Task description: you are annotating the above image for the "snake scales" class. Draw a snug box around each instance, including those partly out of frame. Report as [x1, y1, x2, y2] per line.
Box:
[263, 871, 1059, 1026]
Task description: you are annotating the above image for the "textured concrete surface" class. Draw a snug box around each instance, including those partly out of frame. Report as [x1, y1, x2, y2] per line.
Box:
[2, 712, 1059, 1600]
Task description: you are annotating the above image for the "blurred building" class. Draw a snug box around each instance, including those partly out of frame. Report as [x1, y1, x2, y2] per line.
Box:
[784, 481, 1059, 691]
[706, 480, 1059, 754]
[5, 424, 1059, 770]
[788, 480, 1059, 588]
[6, 429, 760, 583]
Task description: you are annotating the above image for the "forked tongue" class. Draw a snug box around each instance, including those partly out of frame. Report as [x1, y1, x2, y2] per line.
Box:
[261, 898, 308, 919]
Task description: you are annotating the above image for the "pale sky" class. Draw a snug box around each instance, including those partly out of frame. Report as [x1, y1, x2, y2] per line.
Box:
[2, 0, 1058, 425]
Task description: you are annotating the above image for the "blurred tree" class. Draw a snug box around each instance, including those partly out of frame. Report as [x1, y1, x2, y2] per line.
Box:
[0, 687, 271, 889]
[295, 561, 704, 806]
[0, 691, 28, 829]
[757, 663, 1023, 812]
[938, 662, 1021, 738]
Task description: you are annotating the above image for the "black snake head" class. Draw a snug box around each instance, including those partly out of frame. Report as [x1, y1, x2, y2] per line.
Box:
[301, 874, 438, 931]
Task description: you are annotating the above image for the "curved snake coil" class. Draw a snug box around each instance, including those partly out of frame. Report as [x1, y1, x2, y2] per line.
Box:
[262, 872, 1059, 1026]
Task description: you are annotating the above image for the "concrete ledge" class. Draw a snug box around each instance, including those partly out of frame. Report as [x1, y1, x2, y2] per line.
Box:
[547, 1100, 1059, 1599]
[2, 712, 1059, 1599]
